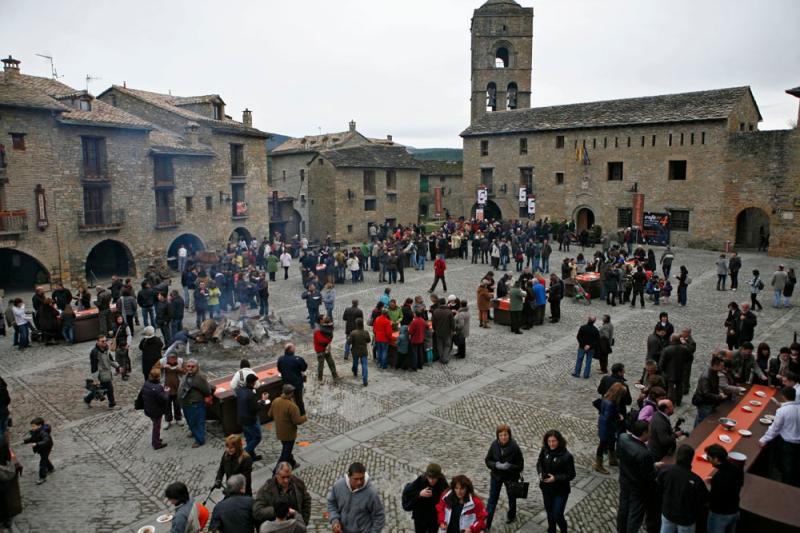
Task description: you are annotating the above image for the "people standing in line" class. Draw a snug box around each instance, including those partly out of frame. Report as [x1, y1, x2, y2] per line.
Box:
[691, 355, 727, 428]
[208, 474, 256, 533]
[23, 417, 54, 485]
[156, 292, 173, 346]
[436, 475, 488, 533]
[759, 386, 800, 487]
[401, 463, 449, 533]
[659, 335, 689, 406]
[60, 303, 76, 345]
[453, 301, 470, 358]
[253, 462, 312, 528]
[11, 299, 30, 350]
[322, 283, 336, 320]
[139, 368, 170, 450]
[86, 335, 117, 408]
[236, 373, 269, 461]
[326, 462, 385, 533]
[536, 430, 576, 533]
[595, 382, 627, 475]
[771, 264, 789, 309]
[214, 434, 254, 496]
[169, 290, 185, 337]
[704, 444, 745, 533]
[508, 281, 524, 335]
[656, 444, 708, 532]
[548, 274, 563, 323]
[616, 420, 657, 533]
[277, 343, 308, 416]
[747, 270, 764, 311]
[179, 359, 214, 448]
[630, 266, 647, 308]
[596, 315, 614, 375]
[647, 400, 683, 462]
[573, 316, 600, 379]
[342, 299, 363, 360]
[348, 318, 372, 385]
[484, 424, 524, 528]
[737, 302, 757, 345]
[268, 384, 307, 469]
[300, 284, 322, 329]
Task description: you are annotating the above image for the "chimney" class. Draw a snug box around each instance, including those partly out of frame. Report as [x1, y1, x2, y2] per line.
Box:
[2, 55, 20, 79]
[349, 120, 356, 133]
[242, 108, 252, 128]
[184, 122, 199, 146]
[386, 134, 393, 142]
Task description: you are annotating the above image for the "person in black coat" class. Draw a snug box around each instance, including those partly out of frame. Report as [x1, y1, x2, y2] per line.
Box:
[548, 274, 563, 323]
[401, 463, 449, 533]
[658, 336, 689, 406]
[138, 327, 164, 381]
[209, 474, 255, 533]
[277, 343, 308, 415]
[616, 421, 657, 533]
[235, 373, 269, 461]
[140, 368, 169, 450]
[573, 316, 600, 379]
[737, 303, 757, 344]
[656, 444, 708, 531]
[23, 417, 53, 484]
[536, 430, 576, 533]
[484, 424, 524, 529]
[169, 290, 185, 334]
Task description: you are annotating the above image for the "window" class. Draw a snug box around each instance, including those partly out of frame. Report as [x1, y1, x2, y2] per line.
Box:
[347, 225, 353, 233]
[363, 170, 376, 195]
[690, 133, 695, 145]
[282, 170, 286, 182]
[300, 194, 306, 205]
[81, 137, 107, 179]
[232, 183, 246, 217]
[213, 103, 223, 120]
[385, 169, 397, 190]
[603, 137, 607, 149]
[11, 133, 25, 151]
[555, 172, 564, 185]
[110, 94, 117, 107]
[319, 158, 324, 165]
[519, 167, 533, 190]
[420, 175, 429, 193]
[185, 196, 193, 212]
[607, 162, 623, 181]
[495, 47, 509, 68]
[386, 193, 397, 203]
[592, 138, 596, 149]
[486, 83, 497, 112]
[669, 210, 690, 231]
[439, 176, 446, 183]
[748, 124, 754, 131]
[617, 208, 632, 228]
[519, 138, 527, 155]
[153, 155, 174, 185]
[651, 135, 656, 147]
[364, 199, 377, 211]
[668, 160, 687, 181]
[0, 144, 6, 168]
[701, 132, 706, 145]
[480, 168, 494, 193]
[555, 136, 565, 149]
[155, 190, 176, 226]
[641, 136, 645, 147]
[300, 169, 305, 182]
[627, 137, 631, 147]
[507, 82, 518, 109]
[205, 196, 213, 210]
[480, 140, 489, 156]
[615, 137, 619, 148]
[78, 99, 91, 111]
[739, 123, 745, 131]
[230, 144, 245, 176]
[82, 184, 111, 226]
[668, 133, 673, 146]
[680, 133, 684, 146]
[419, 203, 429, 217]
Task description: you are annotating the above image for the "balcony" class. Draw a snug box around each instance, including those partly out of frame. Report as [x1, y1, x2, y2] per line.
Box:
[77, 209, 125, 232]
[0, 210, 28, 236]
[155, 207, 180, 229]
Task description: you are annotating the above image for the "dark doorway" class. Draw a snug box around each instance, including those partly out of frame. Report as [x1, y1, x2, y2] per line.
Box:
[85, 239, 134, 280]
[166, 234, 205, 270]
[575, 207, 595, 233]
[0, 249, 50, 290]
[230, 227, 252, 243]
[735, 207, 769, 249]
[471, 200, 502, 221]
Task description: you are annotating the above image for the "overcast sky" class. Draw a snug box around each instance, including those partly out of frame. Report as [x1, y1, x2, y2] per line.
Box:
[3, 0, 798, 147]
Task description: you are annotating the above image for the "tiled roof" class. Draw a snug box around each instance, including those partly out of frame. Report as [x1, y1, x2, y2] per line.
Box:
[461, 86, 758, 137]
[149, 128, 215, 156]
[318, 145, 420, 170]
[271, 131, 355, 154]
[0, 72, 151, 129]
[106, 85, 268, 138]
[419, 160, 463, 176]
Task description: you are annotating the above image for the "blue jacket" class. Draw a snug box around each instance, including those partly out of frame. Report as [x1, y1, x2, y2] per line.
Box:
[277, 351, 308, 390]
[598, 399, 619, 442]
[533, 283, 547, 306]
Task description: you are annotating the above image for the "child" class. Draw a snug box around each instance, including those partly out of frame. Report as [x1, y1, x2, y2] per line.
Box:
[23, 417, 53, 484]
[651, 275, 662, 305]
[423, 321, 434, 365]
[661, 280, 673, 304]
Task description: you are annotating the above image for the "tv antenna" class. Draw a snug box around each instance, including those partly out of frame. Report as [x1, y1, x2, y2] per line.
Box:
[35, 53, 62, 80]
[85, 74, 102, 92]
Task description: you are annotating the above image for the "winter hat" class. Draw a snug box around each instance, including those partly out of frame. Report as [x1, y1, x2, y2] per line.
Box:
[142, 326, 155, 338]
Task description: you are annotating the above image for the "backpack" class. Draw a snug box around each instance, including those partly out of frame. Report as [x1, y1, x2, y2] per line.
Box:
[757, 279, 764, 291]
[134, 390, 144, 410]
[624, 407, 641, 429]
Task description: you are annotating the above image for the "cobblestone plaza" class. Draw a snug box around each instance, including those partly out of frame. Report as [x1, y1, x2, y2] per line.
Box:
[1, 246, 797, 532]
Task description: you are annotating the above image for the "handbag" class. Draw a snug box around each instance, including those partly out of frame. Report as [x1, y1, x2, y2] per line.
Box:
[506, 476, 530, 499]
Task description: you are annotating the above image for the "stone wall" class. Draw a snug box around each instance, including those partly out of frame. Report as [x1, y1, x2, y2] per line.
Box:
[268, 151, 311, 235]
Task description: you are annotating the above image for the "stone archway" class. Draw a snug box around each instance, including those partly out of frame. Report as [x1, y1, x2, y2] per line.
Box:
[85, 239, 135, 280]
[471, 200, 502, 221]
[575, 207, 596, 233]
[166, 233, 205, 270]
[229, 227, 252, 243]
[735, 207, 770, 249]
[0, 248, 50, 290]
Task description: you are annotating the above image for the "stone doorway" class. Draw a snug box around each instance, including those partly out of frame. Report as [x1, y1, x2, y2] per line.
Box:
[575, 207, 595, 233]
[735, 207, 769, 249]
[167, 233, 205, 270]
[85, 239, 135, 281]
[471, 200, 502, 221]
[0, 248, 50, 291]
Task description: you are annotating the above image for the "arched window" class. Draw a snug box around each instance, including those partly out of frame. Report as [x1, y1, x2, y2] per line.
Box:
[486, 83, 497, 112]
[495, 47, 509, 68]
[507, 83, 518, 110]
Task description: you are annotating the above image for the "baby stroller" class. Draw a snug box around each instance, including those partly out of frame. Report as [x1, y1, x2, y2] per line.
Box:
[574, 282, 592, 305]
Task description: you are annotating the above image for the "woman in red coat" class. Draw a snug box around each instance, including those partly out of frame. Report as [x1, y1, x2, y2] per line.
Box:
[436, 475, 488, 533]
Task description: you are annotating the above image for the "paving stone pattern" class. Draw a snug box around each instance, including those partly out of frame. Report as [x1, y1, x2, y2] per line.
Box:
[0, 247, 797, 532]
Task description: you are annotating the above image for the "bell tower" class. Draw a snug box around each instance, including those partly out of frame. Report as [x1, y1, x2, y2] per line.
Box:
[470, 0, 533, 123]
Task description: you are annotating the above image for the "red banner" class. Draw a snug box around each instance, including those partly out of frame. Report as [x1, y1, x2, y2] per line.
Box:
[434, 187, 442, 217]
[632, 193, 644, 228]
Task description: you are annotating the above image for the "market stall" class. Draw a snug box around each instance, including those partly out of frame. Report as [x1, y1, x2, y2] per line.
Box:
[73, 305, 120, 343]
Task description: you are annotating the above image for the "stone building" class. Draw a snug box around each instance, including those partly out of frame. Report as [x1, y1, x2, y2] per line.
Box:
[459, 0, 800, 258]
[306, 144, 420, 242]
[0, 56, 269, 290]
[418, 160, 463, 220]
[268, 120, 395, 241]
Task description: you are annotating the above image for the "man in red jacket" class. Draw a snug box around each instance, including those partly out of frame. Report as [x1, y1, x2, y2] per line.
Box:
[408, 311, 427, 371]
[314, 317, 339, 381]
[373, 309, 393, 369]
[429, 257, 448, 293]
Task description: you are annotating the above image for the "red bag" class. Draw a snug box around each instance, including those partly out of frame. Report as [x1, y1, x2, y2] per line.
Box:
[203, 395, 213, 407]
[196, 502, 210, 529]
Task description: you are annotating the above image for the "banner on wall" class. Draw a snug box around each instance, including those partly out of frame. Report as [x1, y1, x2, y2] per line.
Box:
[642, 212, 670, 246]
[477, 187, 488, 205]
[632, 193, 645, 229]
[518, 187, 527, 203]
[434, 187, 443, 217]
[527, 197, 536, 215]
[476, 208, 484, 221]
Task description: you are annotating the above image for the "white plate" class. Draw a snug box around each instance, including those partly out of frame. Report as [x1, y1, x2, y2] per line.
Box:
[738, 429, 752, 437]
[217, 387, 226, 393]
[759, 418, 773, 425]
[741, 405, 753, 412]
[699, 453, 709, 461]
[719, 434, 732, 443]
[749, 400, 762, 406]
[738, 387, 747, 393]
[633, 383, 645, 390]
[755, 390, 767, 397]
[764, 414, 775, 421]
[729, 451, 747, 462]
[156, 513, 174, 523]
[137, 527, 156, 533]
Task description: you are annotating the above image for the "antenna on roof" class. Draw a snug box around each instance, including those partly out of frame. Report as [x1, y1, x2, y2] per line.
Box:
[85, 74, 102, 92]
[35, 53, 62, 80]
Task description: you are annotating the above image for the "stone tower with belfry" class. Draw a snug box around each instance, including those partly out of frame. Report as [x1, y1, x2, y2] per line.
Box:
[470, 0, 534, 123]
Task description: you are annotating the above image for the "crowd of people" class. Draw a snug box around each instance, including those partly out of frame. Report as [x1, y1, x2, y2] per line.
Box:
[1, 217, 799, 533]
